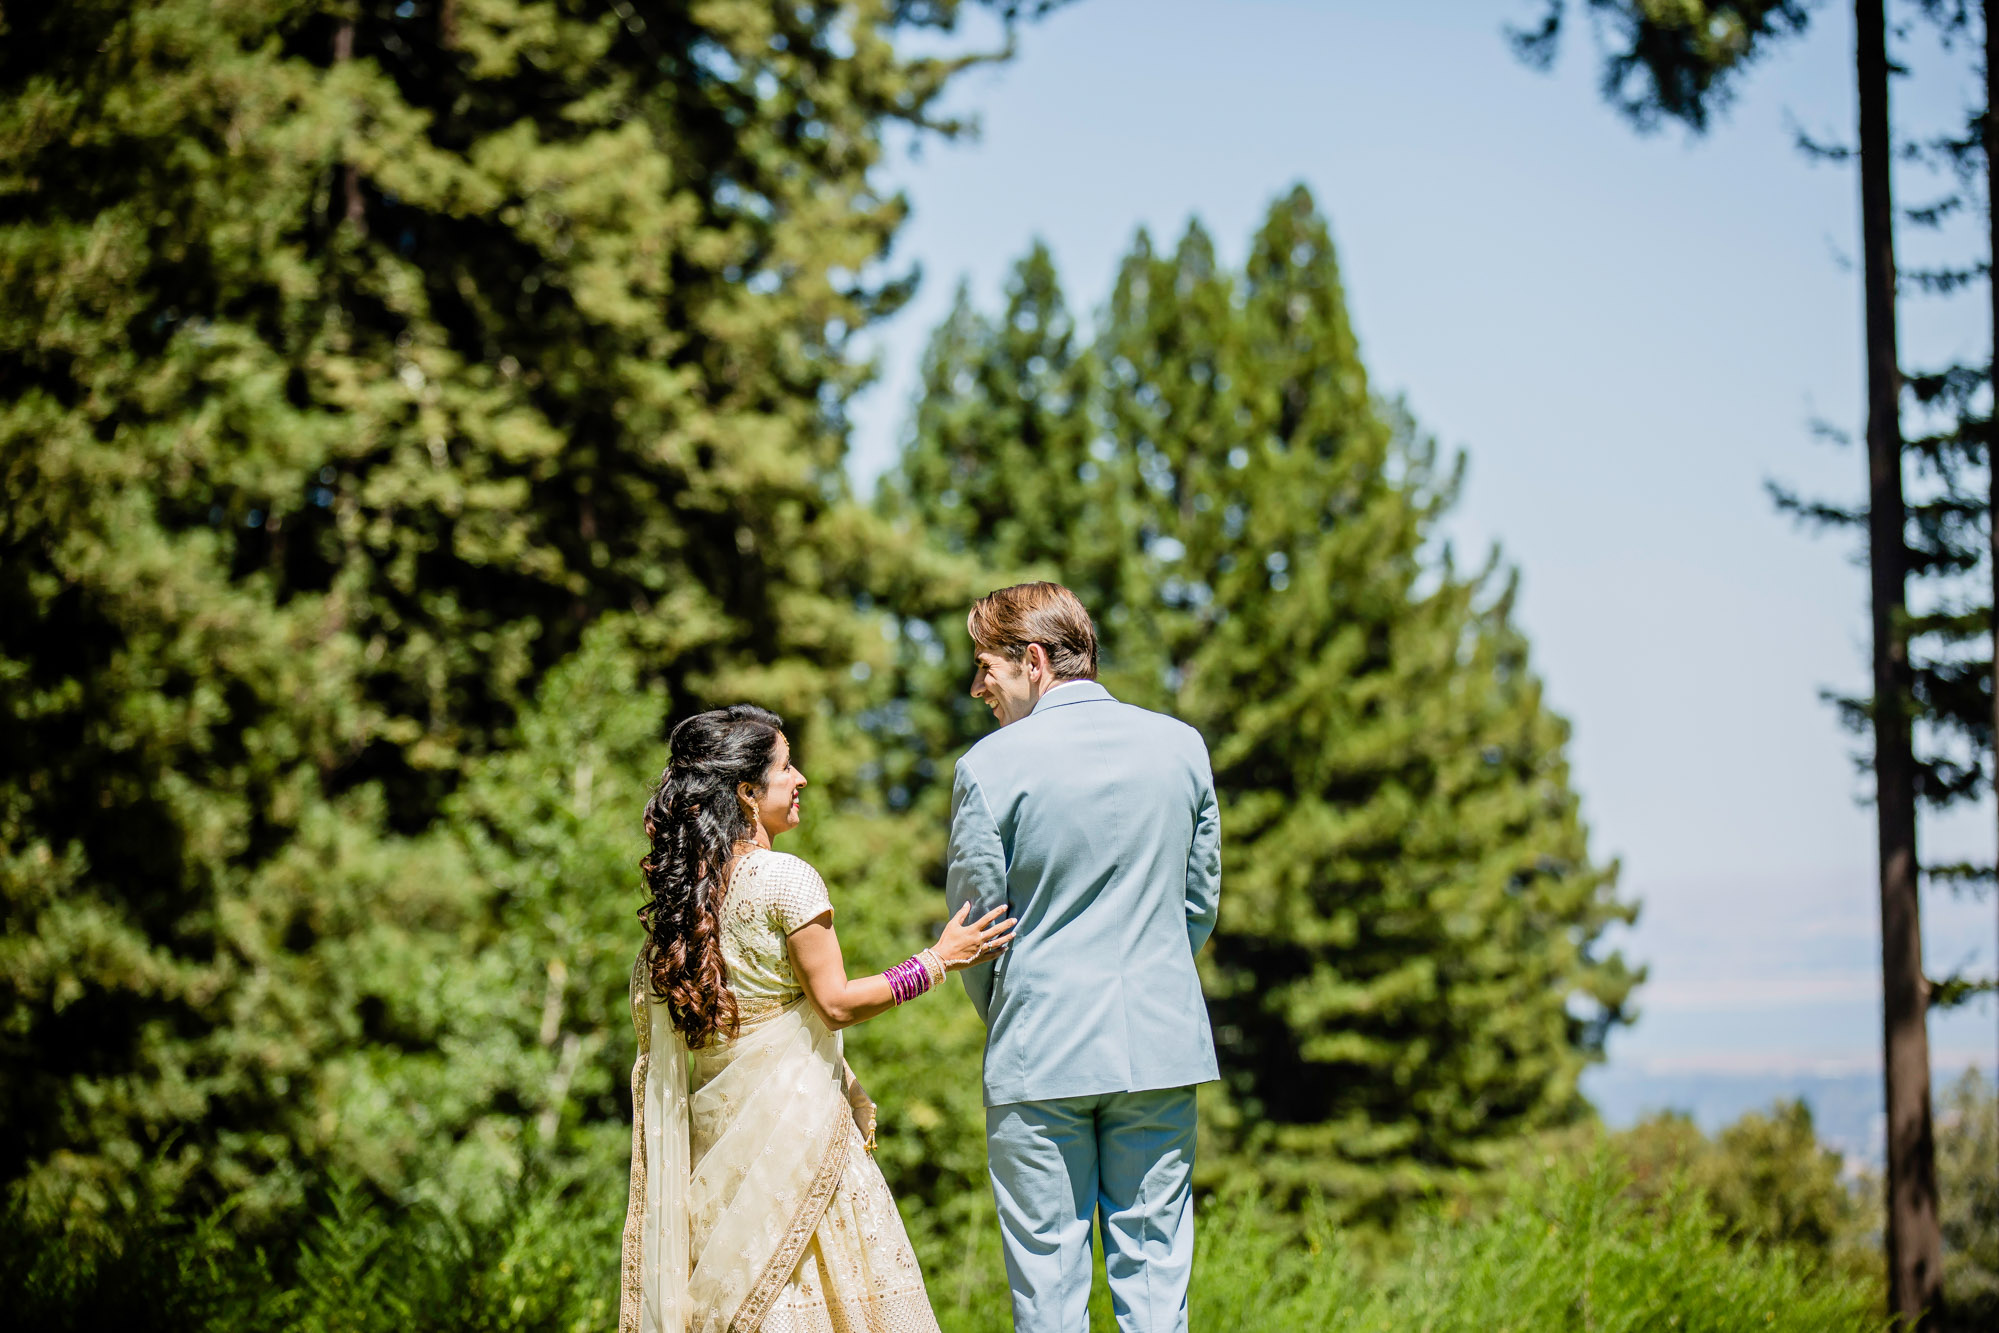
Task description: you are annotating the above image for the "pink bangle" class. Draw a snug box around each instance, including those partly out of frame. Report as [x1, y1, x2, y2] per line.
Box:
[885, 954, 936, 1005]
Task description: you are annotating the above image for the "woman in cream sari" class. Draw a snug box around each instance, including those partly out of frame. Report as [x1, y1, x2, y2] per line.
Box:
[621, 705, 1013, 1333]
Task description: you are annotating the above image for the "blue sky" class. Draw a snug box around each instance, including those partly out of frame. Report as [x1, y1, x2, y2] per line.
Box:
[844, 0, 1995, 1083]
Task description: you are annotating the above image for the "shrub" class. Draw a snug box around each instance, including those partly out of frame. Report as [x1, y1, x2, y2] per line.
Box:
[0, 1175, 616, 1333]
[1606, 1098, 1877, 1289]
[1938, 1069, 1997, 1331]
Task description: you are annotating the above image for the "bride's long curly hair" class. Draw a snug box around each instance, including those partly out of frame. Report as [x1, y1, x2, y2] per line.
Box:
[639, 704, 785, 1049]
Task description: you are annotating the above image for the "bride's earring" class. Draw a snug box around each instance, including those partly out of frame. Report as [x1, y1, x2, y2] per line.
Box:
[740, 791, 764, 842]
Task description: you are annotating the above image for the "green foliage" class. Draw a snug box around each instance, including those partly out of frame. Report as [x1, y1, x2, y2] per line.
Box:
[335, 618, 671, 1210]
[1604, 1099, 1877, 1289]
[0, 1175, 618, 1333]
[2, 0, 1638, 1256]
[882, 188, 1639, 1219]
[0, 1197, 272, 1333]
[871, 244, 1120, 801]
[0, 0, 1025, 1228]
[250, 605, 998, 1252]
[1560, 1083, 1997, 1330]
[1509, 2, 1815, 134]
[282, 1177, 620, 1333]
[806, 819, 996, 1252]
[1304, 1152, 1885, 1333]
[1938, 1070, 1998, 1328]
[461, 616, 1000, 1254]
[2, 1149, 1887, 1333]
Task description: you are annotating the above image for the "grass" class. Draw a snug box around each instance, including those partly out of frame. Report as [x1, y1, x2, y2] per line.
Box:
[0, 1151, 1891, 1332]
[931, 1152, 1887, 1333]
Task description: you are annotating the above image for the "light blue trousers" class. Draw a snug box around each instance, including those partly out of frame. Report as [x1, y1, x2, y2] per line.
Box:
[984, 1086, 1197, 1333]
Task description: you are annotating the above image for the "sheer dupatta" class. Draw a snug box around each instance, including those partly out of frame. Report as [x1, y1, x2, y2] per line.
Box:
[622, 952, 691, 1332]
[621, 952, 852, 1333]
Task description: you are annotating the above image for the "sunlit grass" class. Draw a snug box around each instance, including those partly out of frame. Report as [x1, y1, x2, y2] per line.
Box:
[1, 1152, 1892, 1333]
[927, 1152, 1886, 1333]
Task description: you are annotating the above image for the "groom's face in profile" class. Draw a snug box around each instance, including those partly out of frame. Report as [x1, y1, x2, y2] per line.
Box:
[970, 644, 1044, 729]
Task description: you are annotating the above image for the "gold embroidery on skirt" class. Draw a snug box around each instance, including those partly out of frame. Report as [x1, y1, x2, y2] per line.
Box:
[729, 1118, 850, 1333]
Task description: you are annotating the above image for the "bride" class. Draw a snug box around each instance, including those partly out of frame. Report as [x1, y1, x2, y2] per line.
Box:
[621, 704, 1013, 1333]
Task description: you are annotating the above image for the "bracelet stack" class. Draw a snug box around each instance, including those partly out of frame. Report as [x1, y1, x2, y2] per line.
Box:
[886, 948, 947, 1005]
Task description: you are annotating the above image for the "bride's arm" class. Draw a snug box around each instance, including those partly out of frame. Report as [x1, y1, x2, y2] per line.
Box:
[787, 915, 893, 1030]
[787, 902, 1015, 1031]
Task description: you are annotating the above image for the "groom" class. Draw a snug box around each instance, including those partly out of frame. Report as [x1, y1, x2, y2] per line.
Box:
[945, 582, 1221, 1333]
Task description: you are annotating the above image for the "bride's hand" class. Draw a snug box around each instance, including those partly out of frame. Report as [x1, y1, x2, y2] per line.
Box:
[934, 902, 1015, 972]
[842, 1063, 878, 1153]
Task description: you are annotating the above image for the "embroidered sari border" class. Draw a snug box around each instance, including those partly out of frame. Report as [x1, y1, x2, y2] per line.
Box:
[619, 1044, 651, 1333]
[619, 949, 654, 1333]
[728, 1115, 850, 1333]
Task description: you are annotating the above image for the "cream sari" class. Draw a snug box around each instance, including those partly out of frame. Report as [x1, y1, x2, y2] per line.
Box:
[620, 849, 938, 1333]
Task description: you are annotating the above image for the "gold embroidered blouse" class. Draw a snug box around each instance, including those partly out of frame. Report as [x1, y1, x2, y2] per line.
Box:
[719, 849, 834, 1024]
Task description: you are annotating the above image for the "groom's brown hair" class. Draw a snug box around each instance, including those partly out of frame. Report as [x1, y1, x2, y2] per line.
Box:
[968, 582, 1099, 681]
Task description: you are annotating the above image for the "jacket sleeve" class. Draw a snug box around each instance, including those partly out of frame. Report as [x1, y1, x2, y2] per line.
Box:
[1185, 749, 1221, 956]
[945, 758, 1007, 1025]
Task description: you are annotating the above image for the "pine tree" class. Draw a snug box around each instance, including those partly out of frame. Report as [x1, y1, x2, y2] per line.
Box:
[1090, 217, 1250, 708]
[1509, 5, 1945, 1312]
[421, 614, 1002, 1262]
[0, 0, 1037, 1226]
[885, 191, 1637, 1217]
[872, 243, 1117, 807]
[1108, 192, 1635, 1214]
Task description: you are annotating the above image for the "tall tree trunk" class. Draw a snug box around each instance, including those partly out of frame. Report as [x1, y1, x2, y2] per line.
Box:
[1986, 0, 1999, 1173]
[1858, 1, 1944, 1323]
[334, 20, 365, 233]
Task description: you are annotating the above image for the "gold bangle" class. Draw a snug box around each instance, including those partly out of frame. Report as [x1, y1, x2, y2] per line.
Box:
[918, 947, 946, 987]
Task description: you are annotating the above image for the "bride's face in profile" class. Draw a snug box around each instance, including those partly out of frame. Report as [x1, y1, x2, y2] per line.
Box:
[748, 733, 807, 840]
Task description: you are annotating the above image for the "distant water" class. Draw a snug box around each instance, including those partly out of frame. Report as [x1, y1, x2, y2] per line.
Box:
[1581, 1063, 1994, 1167]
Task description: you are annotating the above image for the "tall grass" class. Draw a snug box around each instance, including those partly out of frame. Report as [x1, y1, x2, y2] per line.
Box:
[6, 1151, 1874, 1332]
[930, 1153, 1887, 1333]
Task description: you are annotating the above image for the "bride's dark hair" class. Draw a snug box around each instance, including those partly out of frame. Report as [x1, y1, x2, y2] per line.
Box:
[639, 704, 785, 1048]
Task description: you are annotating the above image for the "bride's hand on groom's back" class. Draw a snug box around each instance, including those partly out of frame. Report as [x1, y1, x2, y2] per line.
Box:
[934, 902, 1015, 972]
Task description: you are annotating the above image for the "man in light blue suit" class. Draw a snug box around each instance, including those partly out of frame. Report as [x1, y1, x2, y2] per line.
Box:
[945, 582, 1221, 1333]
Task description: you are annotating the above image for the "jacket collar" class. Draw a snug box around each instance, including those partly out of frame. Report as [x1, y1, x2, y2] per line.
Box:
[1028, 679, 1113, 717]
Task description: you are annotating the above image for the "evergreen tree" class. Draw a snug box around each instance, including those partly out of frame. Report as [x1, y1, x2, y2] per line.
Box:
[1109, 193, 1636, 1215]
[1512, 5, 1949, 1315]
[0, 0, 1039, 1226]
[872, 243, 1117, 805]
[432, 616, 1001, 1264]
[1091, 219, 1244, 709]
[885, 190, 1637, 1217]
[835, 248, 1131, 1258]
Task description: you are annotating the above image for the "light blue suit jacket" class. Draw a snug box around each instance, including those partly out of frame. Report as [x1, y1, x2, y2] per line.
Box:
[946, 681, 1221, 1107]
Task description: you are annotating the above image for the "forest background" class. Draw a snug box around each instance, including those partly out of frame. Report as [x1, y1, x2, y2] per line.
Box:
[0, 2, 1993, 1331]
